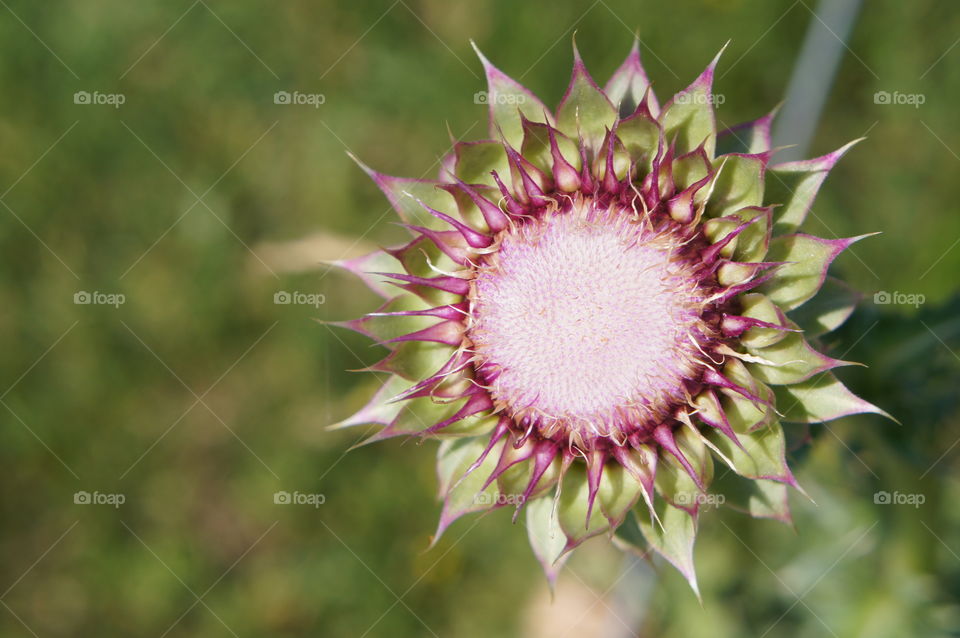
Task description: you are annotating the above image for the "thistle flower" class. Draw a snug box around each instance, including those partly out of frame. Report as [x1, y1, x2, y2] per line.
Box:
[332, 39, 887, 593]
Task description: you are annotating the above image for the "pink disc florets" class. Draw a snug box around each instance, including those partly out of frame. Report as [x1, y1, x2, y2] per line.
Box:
[469, 196, 711, 448]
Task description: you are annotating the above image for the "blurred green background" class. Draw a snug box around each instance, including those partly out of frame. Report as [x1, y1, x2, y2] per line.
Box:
[2, 0, 959, 636]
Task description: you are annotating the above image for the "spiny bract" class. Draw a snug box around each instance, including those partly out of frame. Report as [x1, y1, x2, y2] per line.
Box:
[331, 39, 887, 593]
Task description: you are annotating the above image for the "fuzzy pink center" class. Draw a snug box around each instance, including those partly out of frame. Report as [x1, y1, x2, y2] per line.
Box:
[469, 205, 704, 439]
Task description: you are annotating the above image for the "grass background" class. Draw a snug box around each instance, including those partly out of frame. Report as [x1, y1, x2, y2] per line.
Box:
[1, 0, 959, 636]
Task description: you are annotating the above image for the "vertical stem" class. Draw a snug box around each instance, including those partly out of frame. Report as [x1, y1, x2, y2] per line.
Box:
[772, 0, 864, 161]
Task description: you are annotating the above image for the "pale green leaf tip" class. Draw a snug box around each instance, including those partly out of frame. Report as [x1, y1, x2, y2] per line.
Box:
[469, 39, 489, 68]
[345, 150, 375, 178]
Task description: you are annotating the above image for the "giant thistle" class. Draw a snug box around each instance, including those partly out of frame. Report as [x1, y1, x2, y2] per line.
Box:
[331, 39, 887, 592]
